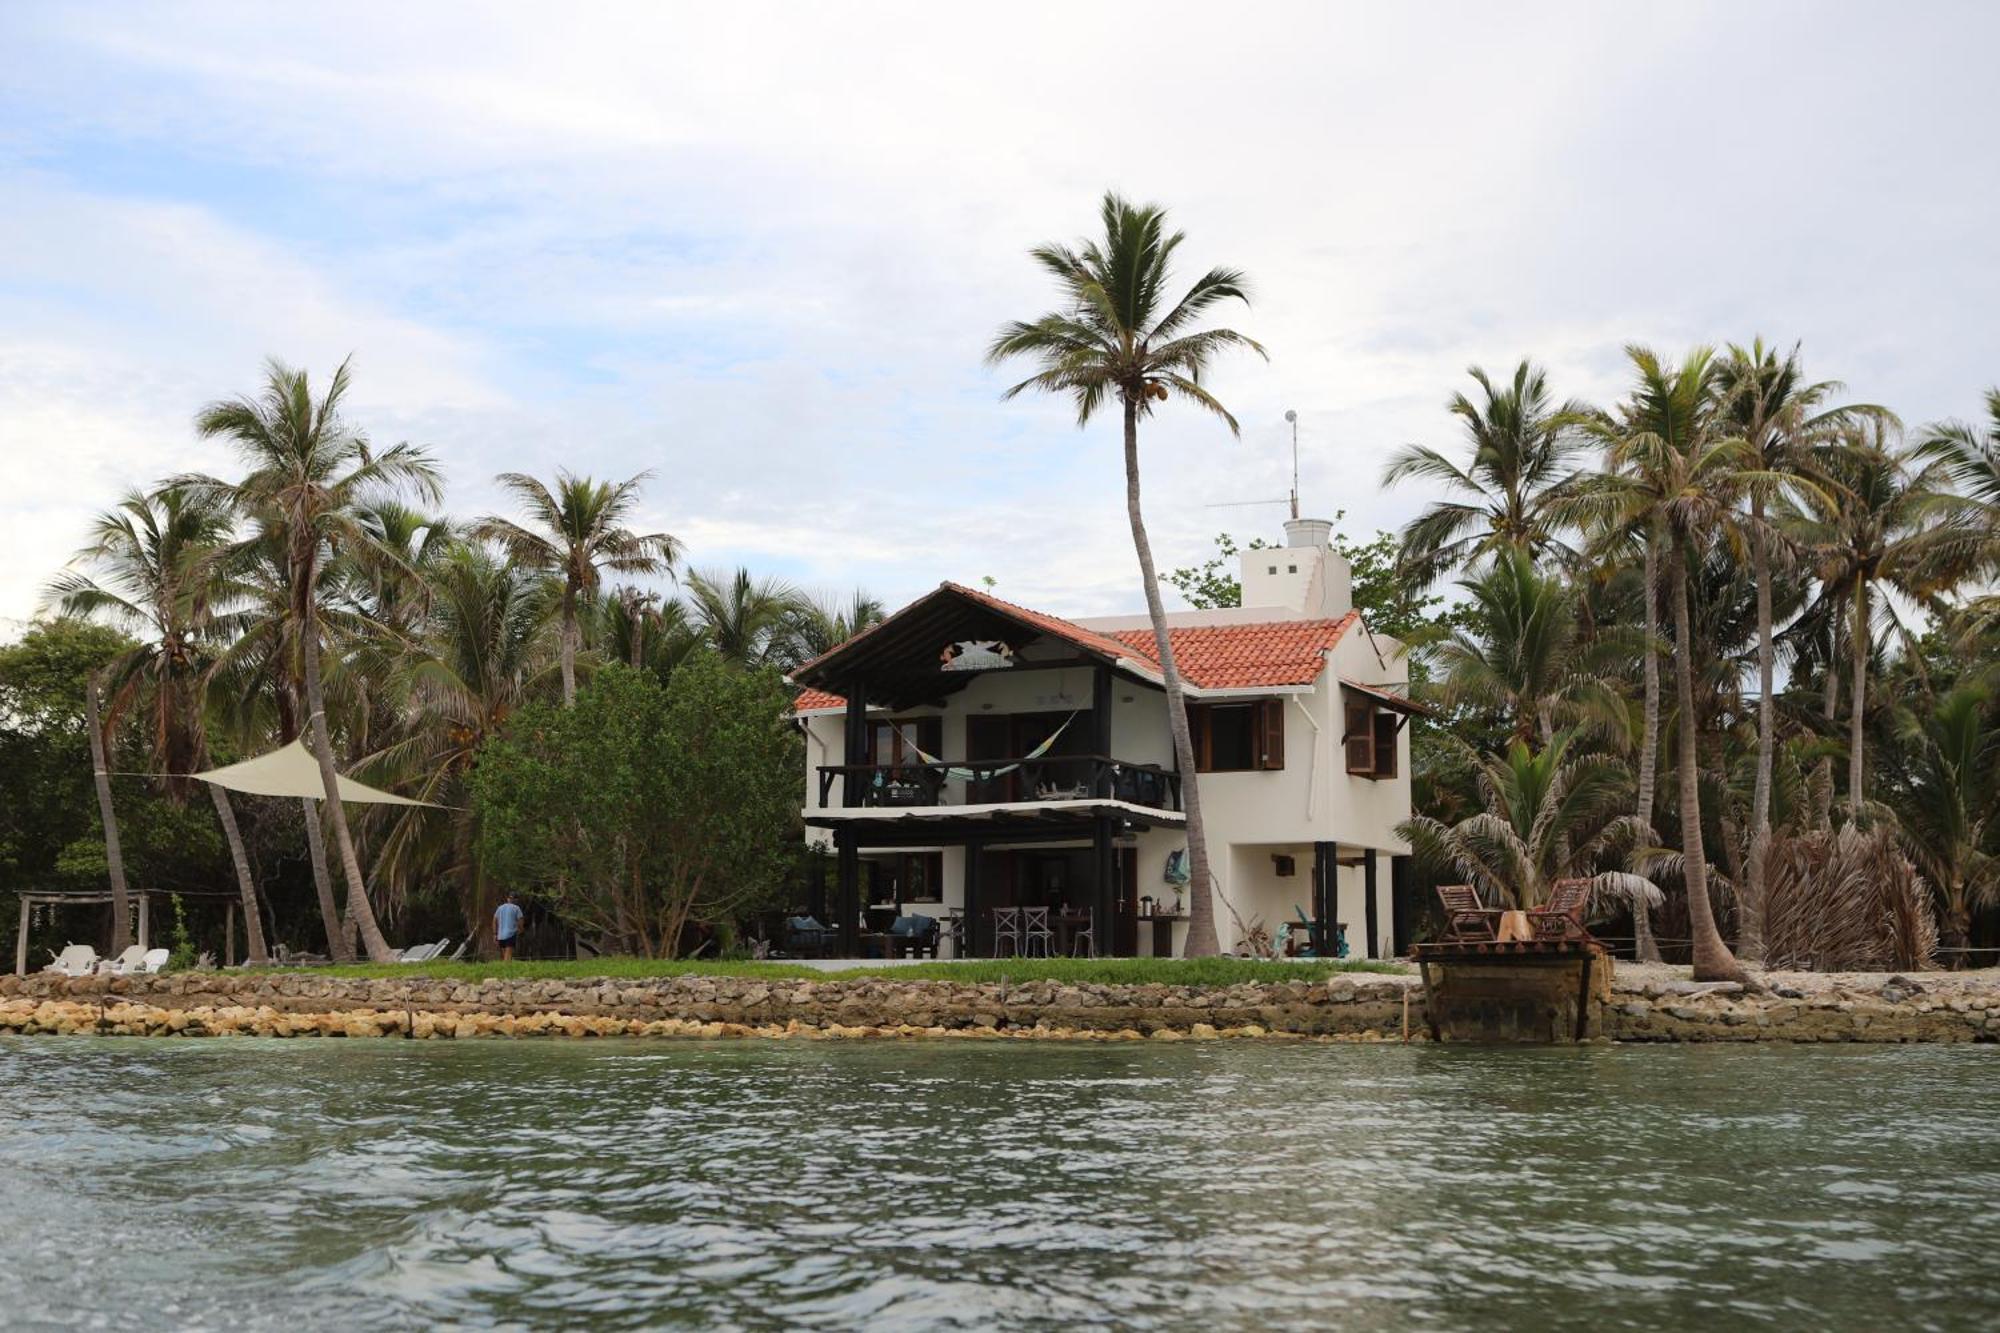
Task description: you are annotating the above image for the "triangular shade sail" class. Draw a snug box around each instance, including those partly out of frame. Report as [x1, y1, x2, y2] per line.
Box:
[193, 739, 436, 807]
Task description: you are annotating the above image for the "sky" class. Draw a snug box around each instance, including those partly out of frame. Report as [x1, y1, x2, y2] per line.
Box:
[1, 1, 1996, 633]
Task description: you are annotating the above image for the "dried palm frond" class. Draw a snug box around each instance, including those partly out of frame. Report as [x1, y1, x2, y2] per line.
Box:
[1762, 826, 1937, 971]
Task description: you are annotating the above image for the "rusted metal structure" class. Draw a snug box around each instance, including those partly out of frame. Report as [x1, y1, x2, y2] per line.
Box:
[1414, 881, 1612, 1043]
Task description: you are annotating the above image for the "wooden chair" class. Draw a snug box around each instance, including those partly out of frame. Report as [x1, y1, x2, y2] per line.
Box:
[1529, 878, 1595, 942]
[1436, 884, 1501, 942]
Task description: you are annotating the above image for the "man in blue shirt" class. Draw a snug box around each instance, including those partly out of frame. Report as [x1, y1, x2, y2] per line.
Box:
[494, 894, 524, 961]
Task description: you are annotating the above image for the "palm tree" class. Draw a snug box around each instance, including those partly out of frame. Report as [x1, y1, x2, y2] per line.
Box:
[783, 589, 885, 664]
[1785, 428, 1976, 821]
[1430, 547, 1631, 747]
[369, 544, 557, 937]
[683, 567, 802, 670]
[1916, 386, 2000, 510]
[1383, 360, 1592, 585]
[188, 356, 441, 965]
[1716, 339, 1880, 959]
[205, 522, 352, 958]
[987, 192, 1265, 958]
[47, 485, 268, 961]
[1578, 345, 1752, 982]
[1891, 681, 2000, 966]
[472, 470, 679, 706]
[1401, 730, 1658, 915]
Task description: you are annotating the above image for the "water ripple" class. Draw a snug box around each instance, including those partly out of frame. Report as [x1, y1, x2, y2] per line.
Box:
[1, 1038, 1997, 1330]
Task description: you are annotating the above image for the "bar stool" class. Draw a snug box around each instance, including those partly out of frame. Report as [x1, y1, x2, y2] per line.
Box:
[991, 906, 1021, 957]
[1020, 906, 1054, 958]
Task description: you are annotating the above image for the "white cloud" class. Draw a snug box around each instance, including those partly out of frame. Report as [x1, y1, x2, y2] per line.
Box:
[0, 0, 1995, 630]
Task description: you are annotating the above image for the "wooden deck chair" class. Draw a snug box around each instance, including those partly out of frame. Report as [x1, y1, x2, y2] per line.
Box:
[1436, 885, 1501, 942]
[1528, 878, 1595, 942]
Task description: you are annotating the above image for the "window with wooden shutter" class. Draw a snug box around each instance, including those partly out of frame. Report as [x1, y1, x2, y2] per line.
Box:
[1343, 695, 1376, 776]
[1257, 698, 1285, 770]
[1372, 708, 1398, 779]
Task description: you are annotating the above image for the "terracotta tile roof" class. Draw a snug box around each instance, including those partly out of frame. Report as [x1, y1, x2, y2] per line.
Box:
[1107, 611, 1360, 689]
[793, 687, 846, 713]
[791, 592, 1361, 713]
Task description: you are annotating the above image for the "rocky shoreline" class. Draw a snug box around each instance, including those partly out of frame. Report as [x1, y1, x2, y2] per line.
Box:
[5, 964, 2000, 1043]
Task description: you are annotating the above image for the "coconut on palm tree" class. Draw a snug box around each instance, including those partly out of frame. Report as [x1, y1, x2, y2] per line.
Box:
[1383, 359, 1591, 586]
[47, 485, 268, 961]
[187, 355, 441, 965]
[987, 191, 1265, 958]
[472, 470, 679, 706]
[1577, 345, 1754, 983]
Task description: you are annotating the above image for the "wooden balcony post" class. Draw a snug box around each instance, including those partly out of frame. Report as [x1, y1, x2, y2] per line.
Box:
[842, 684, 868, 808]
[1092, 665, 1114, 797]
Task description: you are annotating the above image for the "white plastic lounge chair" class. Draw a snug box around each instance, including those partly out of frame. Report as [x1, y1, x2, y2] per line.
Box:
[97, 945, 147, 975]
[396, 939, 449, 963]
[44, 944, 100, 977]
[130, 948, 170, 975]
[443, 939, 468, 962]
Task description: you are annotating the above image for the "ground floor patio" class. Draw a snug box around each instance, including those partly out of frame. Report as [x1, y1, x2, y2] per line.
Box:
[800, 804, 1407, 960]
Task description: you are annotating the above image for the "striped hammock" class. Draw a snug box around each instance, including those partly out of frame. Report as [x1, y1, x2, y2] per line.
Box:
[890, 711, 1079, 783]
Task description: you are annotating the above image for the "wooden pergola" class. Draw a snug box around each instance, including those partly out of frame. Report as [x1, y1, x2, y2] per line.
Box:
[13, 885, 250, 975]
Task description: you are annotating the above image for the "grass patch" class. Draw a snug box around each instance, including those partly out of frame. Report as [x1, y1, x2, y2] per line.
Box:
[310, 955, 1407, 986]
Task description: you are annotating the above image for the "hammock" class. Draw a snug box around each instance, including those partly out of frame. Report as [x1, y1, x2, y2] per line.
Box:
[890, 712, 1079, 783]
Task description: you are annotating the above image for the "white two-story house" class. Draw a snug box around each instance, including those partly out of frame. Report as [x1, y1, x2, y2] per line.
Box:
[790, 517, 1417, 959]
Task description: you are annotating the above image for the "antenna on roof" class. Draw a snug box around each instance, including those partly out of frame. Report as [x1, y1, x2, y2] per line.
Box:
[1284, 409, 1300, 520]
[1203, 410, 1303, 514]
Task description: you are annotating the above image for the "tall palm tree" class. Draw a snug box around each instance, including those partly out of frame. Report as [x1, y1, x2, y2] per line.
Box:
[205, 522, 352, 959]
[1785, 428, 1977, 821]
[188, 356, 441, 965]
[1430, 547, 1630, 746]
[1401, 730, 1658, 915]
[1578, 345, 1753, 982]
[1716, 339, 1880, 959]
[472, 470, 679, 706]
[1383, 360, 1592, 586]
[682, 567, 802, 669]
[987, 191, 1265, 958]
[47, 486, 268, 961]
[1891, 681, 2000, 966]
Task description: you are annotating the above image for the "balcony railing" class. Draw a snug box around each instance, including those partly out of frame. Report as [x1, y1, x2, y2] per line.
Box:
[816, 754, 1182, 812]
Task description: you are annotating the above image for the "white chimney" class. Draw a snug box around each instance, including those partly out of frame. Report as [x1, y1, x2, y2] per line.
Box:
[1240, 517, 1351, 621]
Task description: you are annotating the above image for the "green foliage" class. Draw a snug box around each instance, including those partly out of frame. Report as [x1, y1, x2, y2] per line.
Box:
[1164, 516, 1451, 644]
[473, 656, 803, 955]
[0, 621, 133, 891]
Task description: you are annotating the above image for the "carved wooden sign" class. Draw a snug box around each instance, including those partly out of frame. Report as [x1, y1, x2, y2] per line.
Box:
[940, 639, 1014, 672]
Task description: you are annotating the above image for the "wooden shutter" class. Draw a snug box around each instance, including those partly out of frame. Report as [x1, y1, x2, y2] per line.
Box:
[920, 718, 943, 757]
[1188, 703, 1213, 772]
[1343, 695, 1376, 776]
[1372, 709, 1398, 779]
[1258, 698, 1286, 770]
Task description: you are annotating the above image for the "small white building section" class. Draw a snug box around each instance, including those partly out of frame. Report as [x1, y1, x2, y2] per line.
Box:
[791, 518, 1417, 959]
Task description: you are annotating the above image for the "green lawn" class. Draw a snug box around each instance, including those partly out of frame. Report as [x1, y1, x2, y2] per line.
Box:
[311, 955, 1407, 986]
